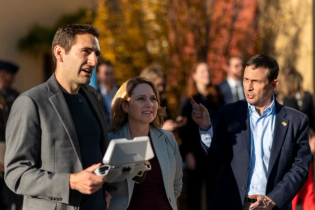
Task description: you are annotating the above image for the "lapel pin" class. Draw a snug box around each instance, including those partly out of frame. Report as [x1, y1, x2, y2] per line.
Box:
[282, 121, 287, 126]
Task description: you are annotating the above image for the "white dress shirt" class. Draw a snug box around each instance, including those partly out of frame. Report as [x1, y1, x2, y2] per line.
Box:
[226, 77, 245, 101]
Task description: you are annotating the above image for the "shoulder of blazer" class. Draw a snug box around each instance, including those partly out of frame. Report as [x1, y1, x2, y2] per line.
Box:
[217, 80, 229, 91]
[17, 82, 49, 102]
[220, 99, 247, 114]
[279, 101, 307, 121]
[155, 127, 177, 154]
[81, 85, 99, 98]
[81, 85, 105, 111]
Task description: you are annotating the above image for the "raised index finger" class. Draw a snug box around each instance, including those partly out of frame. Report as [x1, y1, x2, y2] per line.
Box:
[189, 96, 197, 105]
[189, 97, 199, 109]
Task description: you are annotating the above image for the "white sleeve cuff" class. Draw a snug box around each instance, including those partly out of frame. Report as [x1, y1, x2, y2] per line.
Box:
[199, 126, 213, 148]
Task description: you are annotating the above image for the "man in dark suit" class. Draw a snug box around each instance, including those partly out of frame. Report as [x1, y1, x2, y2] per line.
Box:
[5, 24, 111, 210]
[191, 54, 312, 210]
[217, 56, 245, 104]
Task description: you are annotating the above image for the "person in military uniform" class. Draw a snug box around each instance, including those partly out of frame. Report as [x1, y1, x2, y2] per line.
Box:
[0, 61, 20, 113]
[0, 92, 8, 209]
[0, 60, 21, 210]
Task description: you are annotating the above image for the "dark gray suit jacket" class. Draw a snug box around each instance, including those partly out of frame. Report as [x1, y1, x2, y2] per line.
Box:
[4, 75, 108, 210]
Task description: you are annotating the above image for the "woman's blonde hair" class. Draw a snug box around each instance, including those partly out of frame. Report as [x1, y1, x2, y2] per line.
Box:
[140, 65, 166, 82]
[110, 77, 165, 132]
[277, 67, 304, 102]
[282, 68, 304, 99]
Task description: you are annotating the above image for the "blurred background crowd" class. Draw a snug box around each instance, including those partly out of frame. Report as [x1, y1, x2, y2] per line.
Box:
[0, 0, 314, 209]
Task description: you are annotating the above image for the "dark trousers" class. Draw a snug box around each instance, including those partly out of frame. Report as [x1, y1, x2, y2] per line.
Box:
[186, 163, 216, 210]
[0, 174, 23, 210]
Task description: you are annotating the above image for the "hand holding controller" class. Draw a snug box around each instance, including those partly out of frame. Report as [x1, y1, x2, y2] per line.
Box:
[93, 136, 154, 183]
[94, 165, 110, 176]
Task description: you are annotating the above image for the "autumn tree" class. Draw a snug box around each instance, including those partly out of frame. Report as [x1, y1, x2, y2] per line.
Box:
[94, 0, 259, 114]
[94, 0, 169, 85]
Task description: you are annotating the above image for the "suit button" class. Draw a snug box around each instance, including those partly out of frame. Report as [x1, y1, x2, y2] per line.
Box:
[245, 166, 249, 170]
[59, 198, 62, 201]
[242, 186, 246, 190]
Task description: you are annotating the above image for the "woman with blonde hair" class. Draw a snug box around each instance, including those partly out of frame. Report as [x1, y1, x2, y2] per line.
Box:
[140, 65, 185, 131]
[107, 77, 183, 210]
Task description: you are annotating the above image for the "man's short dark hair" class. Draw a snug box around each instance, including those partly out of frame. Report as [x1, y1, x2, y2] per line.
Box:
[246, 54, 279, 83]
[96, 60, 113, 72]
[51, 24, 100, 63]
[227, 55, 243, 66]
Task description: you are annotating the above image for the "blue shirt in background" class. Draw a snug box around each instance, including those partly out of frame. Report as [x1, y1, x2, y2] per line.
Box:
[89, 67, 98, 89]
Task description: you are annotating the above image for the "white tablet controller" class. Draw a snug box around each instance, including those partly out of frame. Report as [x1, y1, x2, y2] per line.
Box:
[94, 136, 154, 183]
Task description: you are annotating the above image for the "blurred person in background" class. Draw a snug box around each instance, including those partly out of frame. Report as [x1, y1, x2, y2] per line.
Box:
[179, 62, 224, 210]
[107, 77, 183, 210]
[0, 61, 19, 113]
[140, 65, 186, 132]
[217, 56, 245, 104]
[96, 60, 119, 129]
[278, 68, 315, 210]
[0, 93, 9, 210]
[0, 61, 22, 210]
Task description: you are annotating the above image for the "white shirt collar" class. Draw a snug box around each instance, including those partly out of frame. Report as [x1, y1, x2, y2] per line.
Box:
[226, 77, 242, 88]
[99, 84, 118, 96]
[248, 94, 275, 116]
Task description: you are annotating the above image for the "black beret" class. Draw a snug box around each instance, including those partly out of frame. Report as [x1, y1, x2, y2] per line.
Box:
[0, 60, 19, 73]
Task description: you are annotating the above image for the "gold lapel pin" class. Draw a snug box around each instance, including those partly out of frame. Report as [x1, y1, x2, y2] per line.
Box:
[282, 121, 287, 126]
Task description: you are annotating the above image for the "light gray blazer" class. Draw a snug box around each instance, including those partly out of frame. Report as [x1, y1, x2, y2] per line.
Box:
[107, 123, 183, 210]
[4, 75, 108, 210]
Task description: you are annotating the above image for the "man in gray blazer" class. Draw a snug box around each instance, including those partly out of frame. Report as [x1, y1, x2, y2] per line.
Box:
[4, 24, 110, 210]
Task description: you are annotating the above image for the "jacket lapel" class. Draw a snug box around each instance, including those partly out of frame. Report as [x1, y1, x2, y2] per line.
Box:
[150, 127, 170, 196]
[80, 86, 109, 153]
[240, 101, 251, 156]
[117, 123, 131, 139]
[116, 124, 133, 202]
[47, 75, 82, 168]
[268, 101, 288, 177]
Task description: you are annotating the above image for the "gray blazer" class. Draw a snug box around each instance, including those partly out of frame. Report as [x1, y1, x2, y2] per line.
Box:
[107, 123, 183, 210]
[4, 75, 108, 210]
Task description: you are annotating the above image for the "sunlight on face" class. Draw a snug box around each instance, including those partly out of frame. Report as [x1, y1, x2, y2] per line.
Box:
[124, 83, 158, 125]
[243, 65, 278, 109]
[62, 34, 100, 86]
